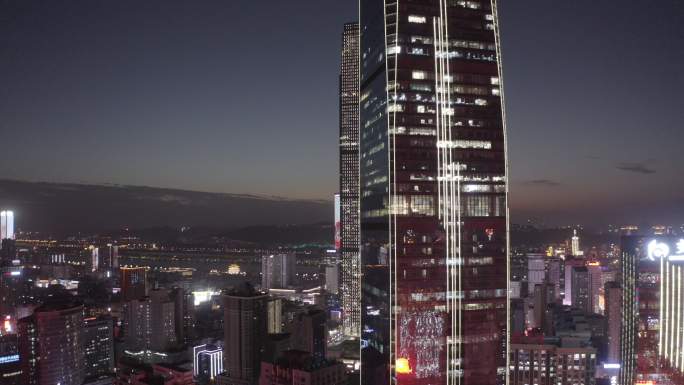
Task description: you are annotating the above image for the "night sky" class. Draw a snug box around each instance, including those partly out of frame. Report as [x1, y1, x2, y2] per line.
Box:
[1, 1, 683, 226]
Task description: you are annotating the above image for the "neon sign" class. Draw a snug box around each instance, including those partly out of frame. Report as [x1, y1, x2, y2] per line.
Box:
[648, 239, 684, 261]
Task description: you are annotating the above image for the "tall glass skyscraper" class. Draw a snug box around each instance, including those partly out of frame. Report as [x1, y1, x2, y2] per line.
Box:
[340, 22, 362, 338]
[620, 236, 684, 385]
[359, 1, 509, 384]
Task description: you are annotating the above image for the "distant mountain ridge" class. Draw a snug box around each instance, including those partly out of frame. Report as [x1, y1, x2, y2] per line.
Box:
[0, 179, 333, 235]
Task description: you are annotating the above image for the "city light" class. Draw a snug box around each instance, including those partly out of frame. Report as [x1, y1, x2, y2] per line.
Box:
[396, 358, 412, 374]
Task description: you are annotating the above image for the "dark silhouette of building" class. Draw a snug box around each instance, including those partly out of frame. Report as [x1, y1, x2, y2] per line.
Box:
[289, 308, 327, 359]
[359, 0, 509, 383]
[604, 282, 621, 363]
[222, 283, 269, 385]
[258, 350, 346, 385]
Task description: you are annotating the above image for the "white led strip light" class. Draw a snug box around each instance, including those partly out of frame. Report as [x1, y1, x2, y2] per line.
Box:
[433, 1, 462, 383]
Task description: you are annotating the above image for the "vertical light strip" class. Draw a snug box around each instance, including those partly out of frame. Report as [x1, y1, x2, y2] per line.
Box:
[665, 260, 670, 360]
[392, 1, 399, 380]
[660, 254, 665, 356]
[681, 265, 684, 372]
[381, 0, 392, 378]
[490, 0, 510, 383]
[673, 266, 682, 368]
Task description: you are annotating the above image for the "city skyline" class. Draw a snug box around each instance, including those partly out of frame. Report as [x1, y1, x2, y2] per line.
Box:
[1, 1, 683, 227]
[1, 2, 683, 385]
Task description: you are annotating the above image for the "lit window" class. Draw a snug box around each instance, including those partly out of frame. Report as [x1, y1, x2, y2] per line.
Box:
[387, 46, 401, 55]
[408, 15, 427, 24]
[416, 105, 426, 113]
[490, 77, 500, 85]
[412, 71, 427, 80]
[387, 104, 404, 113]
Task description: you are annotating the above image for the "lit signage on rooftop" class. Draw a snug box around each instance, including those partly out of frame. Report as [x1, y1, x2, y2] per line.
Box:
[648, 239, 684, 261]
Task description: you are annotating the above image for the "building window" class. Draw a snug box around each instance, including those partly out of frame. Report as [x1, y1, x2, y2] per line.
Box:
[408, 15, 427, 24]
[412, 71, 428, 80]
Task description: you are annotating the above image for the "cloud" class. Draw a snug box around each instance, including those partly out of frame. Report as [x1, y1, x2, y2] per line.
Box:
[523, 179, 562, 187]
[616, 162, 656, 174]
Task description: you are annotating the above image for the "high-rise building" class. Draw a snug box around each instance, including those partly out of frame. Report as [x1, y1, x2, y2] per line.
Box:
[268, 298, 283, 334]
[289, 308, 327, 360]
[149, 289, 178, 351]
[586, 263, 602, 314]
[532, 283, 554, 330]
[603, 282, 621, 363]
[339, 21, 361, 339]
[509, 340, 596, 385]
[571, 267, 590, 313]
[121, 267, 147, 301]
[170, 287, 192, 345]
[619, 236, 684, 384]
[18, 301, 85, 385]
[83, 316, 114, 380]
[123, 298, 152, 352]
[262, 254, 295, 290]
[571, 230, 581, 256]
[0, 211, 15, 241]
[359, 1, 509, 383]
[223, 283, 269, 385]
[0, 319, 22, 385]
[123, 290, 177, 354]
[90, 244, 119, 275]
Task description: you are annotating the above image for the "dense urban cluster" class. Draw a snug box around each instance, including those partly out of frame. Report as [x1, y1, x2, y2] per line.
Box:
[0, 1, 679, 385]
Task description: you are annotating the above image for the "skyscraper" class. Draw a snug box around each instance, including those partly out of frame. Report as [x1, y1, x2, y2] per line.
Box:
[603, 281, 621, 363]
[222, 283, 269, 385]
[83, 316, 114, 380]
[261, 253, 296, 290]
[18, 301, 85, 385]
[0, 211, 14, 241]
[359, 1, 509, 383]
[620, 236, 684, 384]
[339, 21, 361, 339]
[571, 230, 581, 256]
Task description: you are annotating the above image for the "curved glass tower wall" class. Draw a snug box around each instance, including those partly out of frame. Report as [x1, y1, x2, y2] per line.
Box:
[359, 1, 509, 384]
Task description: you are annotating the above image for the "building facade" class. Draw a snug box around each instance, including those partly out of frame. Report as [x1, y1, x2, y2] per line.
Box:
[259, 350, 347, 385]
[83, 316, 114, 379]
[223, 284, 269, 385]
[359, 0, 509, 383]
[509, 342, 596, 385]
[620, 236, 684, 385]
[121, 267, 147, 301]
[18, 301, 85, 385]
[262, 254, 295, 290]
[339, 21, 362, 339]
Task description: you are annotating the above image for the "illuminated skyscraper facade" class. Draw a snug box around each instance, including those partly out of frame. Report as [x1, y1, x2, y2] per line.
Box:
[339, 22, 362, 338]
[620, 236, 684, 385]
[359, 1, 509, 384]
[0, 211, 14, 241]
